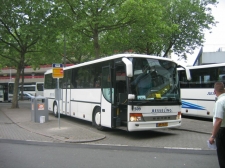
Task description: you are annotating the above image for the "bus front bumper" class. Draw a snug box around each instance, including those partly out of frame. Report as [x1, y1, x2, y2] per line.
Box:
[127, 119, 181, 132]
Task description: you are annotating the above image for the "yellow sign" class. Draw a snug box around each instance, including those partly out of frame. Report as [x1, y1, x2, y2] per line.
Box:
[52, 63, 64, 78]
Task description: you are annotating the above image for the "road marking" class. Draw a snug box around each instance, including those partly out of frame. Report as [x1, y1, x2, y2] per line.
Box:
[86, 143, 129, 147]
[25, 140, 54, 143]
[164, 147, 202, 150]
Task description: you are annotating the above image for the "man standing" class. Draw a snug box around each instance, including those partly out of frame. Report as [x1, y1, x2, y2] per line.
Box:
[209, 82, 225, 168]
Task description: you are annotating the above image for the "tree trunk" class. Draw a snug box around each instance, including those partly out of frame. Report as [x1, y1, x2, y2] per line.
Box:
[11, 52, 25, 109]
[11, 65, 22, 108]
[93, 29, 100, 59]
[146, 42, 150, 55]
[163, 42, 173, 57]
[20, 67, 25, 100]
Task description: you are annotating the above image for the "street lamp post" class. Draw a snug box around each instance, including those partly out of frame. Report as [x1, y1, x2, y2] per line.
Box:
[64, 31, 66, 67]
[9, 67, 11, 82]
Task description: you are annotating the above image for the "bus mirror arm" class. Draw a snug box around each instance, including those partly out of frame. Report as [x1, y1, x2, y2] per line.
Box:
[185, 68, 191, 81]
[122, 58, 133, 77]
[177, 63, 192, 81]
[128, 94, 135, 111]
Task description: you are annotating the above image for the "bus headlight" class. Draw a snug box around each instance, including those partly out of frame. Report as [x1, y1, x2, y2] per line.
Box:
[176, 111, 182, 120]
[130, 113, 144, 122]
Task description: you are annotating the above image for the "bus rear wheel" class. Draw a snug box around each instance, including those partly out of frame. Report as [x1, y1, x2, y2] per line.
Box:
[53, 102, 58, 117]
[93, 107, 105, 131]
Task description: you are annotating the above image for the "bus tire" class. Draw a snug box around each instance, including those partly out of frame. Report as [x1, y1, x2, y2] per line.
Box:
[93, 107, 105, 131]
[53, 102, 58, 117]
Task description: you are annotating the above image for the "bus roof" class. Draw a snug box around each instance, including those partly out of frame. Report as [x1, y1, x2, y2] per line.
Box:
[177, 62, 225, 71]
[45, 54, 176, 75]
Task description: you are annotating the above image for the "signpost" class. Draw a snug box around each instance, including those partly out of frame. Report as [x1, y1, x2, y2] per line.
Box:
[52, 63, 64, 128]
[52, 63, 64, 78]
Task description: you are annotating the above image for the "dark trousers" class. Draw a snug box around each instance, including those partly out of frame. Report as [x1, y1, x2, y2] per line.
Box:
[216, 127, 225, 168]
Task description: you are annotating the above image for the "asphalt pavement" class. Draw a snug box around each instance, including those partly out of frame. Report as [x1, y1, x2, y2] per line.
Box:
[0, 101, 213, 146]
[0, 102, 105, 143]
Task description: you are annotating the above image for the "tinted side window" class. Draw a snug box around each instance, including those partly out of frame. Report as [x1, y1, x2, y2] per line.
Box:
[44, 74, 57, 89]
[189, 68, 216, 88]
[179, 67, 225, 88]
[71, 62, 107, 89]
[62, 69, 72, 89]
[37, 84, 44, 91]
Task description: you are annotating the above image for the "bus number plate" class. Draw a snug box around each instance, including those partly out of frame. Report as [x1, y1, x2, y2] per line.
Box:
[156, 122, 168, 127]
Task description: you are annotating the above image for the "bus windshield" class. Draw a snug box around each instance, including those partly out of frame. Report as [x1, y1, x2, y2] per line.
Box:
[129, 58, 179, 102]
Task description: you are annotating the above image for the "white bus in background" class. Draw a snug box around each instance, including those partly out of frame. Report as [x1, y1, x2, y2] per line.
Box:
[36, 82, 44, 96]
[44, 54, 190, 131]
[19, 84, 36, 95]
[0, 84, 4, 102]
[0, 82, 14, 102]
[19, 82, 44, 96]
[178, 63, 225, 118]
[0, 82, 43, 101]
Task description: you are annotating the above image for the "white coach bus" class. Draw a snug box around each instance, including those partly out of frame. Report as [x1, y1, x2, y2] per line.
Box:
[178, 63, 225, 118]
[19, 84, 36, 95]
[0, 82, 14, 102]
[44, 54, 190, 131]
[36, 82, 44, 96]
[19, 82, 44, 96]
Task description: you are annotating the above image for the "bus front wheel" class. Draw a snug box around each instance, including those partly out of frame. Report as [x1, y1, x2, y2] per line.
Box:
[53, 102, 58, 117]
[93, 107, 105, 131]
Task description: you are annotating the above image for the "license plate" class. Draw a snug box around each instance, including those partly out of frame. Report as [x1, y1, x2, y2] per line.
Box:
[156, 122, 168, 127]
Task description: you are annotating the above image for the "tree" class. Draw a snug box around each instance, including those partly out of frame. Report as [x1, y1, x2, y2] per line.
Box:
[99, 0, 166, 55]
[0, 0, 61, 108]
[99, 0, 217, 58]
[56, 29, 95, 64]
[57, 0, 135, 59]
[160, 0, 217, 57]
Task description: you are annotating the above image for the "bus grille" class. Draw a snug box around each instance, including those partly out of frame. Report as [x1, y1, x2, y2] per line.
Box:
[144, 115, 177, 121]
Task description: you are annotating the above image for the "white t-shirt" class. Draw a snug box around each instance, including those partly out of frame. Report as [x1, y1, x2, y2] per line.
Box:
[213, 93, 225, 127]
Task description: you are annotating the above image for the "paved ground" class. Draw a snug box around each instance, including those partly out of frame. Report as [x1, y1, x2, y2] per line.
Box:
[0, 103, 105, 143]
[0, 102, 214, 150]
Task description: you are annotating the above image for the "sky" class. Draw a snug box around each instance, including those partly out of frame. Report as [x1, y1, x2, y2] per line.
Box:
[172, 0, 225, 65]
[203, 0, 225, 52]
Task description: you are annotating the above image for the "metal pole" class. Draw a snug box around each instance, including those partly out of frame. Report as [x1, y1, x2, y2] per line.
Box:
[9, 67, 11, 82]
[57, 78, 60, 129]
[64, 32, 66, 67]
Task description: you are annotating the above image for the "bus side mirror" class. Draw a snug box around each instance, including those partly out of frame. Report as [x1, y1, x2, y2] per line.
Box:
[176, 62, 191, 81]
[122, 58, 133, 77]
[128, 94, 135, 100]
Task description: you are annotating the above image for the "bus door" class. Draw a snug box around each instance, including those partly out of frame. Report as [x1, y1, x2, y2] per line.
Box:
[62, 81, 71, 115]
[114, 64, 127, 128]
[0, 84, 3, 102]
[101, 66, 114, 128]
[66, 81, 71, 115]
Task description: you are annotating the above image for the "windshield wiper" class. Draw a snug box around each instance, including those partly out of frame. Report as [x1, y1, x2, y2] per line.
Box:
[137, 101, 148, 105]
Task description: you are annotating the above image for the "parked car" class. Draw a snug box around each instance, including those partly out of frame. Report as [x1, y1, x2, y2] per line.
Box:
[19, 93, 34, 100]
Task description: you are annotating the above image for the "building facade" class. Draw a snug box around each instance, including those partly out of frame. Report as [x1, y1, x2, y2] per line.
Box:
[194, 47, 225, 65]
[0, 64, 73, 84]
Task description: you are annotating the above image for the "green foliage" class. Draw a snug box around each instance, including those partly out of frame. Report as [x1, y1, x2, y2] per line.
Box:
[0, 0, 61, 66]
[0, 0, 218, 107]
[100, 0, 166, 55]
[0, 0, 62, 107]
[55, 0, 134, 59]
[99, 0, 217, 58]
[0, 0, 217, 67]
[160, 0, 217, 57]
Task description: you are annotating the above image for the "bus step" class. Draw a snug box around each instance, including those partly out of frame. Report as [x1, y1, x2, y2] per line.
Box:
[121, 121, 127, 126]
[116, 126, 127, 131]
